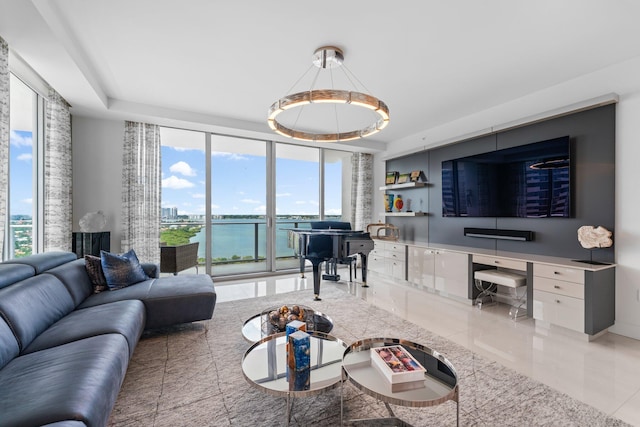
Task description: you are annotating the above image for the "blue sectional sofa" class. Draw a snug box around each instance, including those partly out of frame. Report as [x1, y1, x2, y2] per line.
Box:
[0, 251, 216, 427]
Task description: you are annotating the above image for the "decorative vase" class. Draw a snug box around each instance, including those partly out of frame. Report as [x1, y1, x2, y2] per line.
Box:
[394, 195, 404, 212]
[384, 194, 394, 212]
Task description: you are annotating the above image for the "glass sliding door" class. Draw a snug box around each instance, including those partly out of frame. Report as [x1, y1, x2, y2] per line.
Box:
[211, 135, 268, 276]
[159, 127, 206, 271]
[274, 144, 320, 270]
[159, 127, 352, 277]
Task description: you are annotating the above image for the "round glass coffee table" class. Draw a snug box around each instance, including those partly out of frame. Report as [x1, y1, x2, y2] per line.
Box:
[241, 331, 346, 426]
[241, 304, 333, 342]
[341, 337, 459, 426]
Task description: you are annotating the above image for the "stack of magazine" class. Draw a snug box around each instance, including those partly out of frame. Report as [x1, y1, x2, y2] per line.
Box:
[370, 345, 426, 392]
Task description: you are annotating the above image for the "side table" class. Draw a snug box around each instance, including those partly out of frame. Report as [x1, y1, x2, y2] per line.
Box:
[241, 331, 346, 426]
[72, 231, 110, 257]
[341, 337, 459, 426]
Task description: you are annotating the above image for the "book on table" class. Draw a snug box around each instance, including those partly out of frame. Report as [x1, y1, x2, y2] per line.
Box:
[370, 345, 426, 387]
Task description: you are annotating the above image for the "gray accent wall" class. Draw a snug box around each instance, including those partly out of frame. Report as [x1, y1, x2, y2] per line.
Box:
[385, 152, 429, 243]
[387, 104, 615, 263]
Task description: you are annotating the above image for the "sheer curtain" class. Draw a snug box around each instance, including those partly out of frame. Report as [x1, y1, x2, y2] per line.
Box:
[44, 87, 72, 251]
[0, 37, 8, 258]
[121, 121, 161, 263]
[350, 152, 373, 231]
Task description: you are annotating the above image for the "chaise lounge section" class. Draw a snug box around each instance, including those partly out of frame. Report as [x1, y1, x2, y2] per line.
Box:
[0, 251, 216, 427]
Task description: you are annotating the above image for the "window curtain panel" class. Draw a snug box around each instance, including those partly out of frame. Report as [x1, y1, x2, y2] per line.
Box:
[121, 121, 161, 263]
[44, 87, 72, 252]
[0, 37, 9, 259]
[350, 152, 373, 231]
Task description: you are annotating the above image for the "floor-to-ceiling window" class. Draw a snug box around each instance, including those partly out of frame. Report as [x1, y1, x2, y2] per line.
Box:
[159, 127, 206, 268]
[5, 74, 41, 259]
[160, 126, 351, 277]
[274, 143, 320, 270]
[210, 134, 268, 276]
[324, 149, 351, 219]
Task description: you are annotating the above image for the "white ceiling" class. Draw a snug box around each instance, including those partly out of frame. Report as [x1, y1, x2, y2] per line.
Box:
[2, 0, 640, 151]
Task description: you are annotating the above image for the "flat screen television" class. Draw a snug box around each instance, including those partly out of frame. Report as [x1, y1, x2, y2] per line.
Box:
[442, 136, 571, 218]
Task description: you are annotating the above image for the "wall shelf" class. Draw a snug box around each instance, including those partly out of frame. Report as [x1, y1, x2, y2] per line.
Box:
[384, 212, 428, 217]
[379, 182, 427, 191]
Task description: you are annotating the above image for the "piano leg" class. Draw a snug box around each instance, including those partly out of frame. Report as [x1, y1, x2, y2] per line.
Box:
[299, 256, 305, 278]
[311, 260, 322, 301]
[360, 254, 369, 288]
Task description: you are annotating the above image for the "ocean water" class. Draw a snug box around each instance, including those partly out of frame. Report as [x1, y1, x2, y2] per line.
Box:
[189, 220, 313, 260]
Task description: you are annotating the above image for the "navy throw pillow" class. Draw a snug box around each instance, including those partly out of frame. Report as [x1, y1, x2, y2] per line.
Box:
[100, 249, 149, 290]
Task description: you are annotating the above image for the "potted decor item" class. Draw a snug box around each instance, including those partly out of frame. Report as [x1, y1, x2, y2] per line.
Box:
[394, 195, 404, 212]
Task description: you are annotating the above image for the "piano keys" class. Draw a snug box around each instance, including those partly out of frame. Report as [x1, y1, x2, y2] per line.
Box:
[287, 228, 374, 300]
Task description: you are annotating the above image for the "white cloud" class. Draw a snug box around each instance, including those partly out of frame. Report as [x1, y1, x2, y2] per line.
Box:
[169, 161, 196, 176]
[309, 200, 319, 206]
[276, 193, 292, 197]
[17, 153, 32, 161]
[295, 201, 306, 205]
[325, 208, 342, 215]
[211, 204, 220, 209]
[22, 198, 33, 204]
[254, 205, 266, 214]
[211, 152, 248, 161]
[162, 175, 195, 189]
[170, 146, 203, 152]
[241, 198, 261, 204]
[192, 193, 206, 199]
[10, 130, 32, 147]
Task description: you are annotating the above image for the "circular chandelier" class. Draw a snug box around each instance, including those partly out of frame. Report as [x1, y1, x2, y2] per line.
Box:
[267, 46, 390, 143]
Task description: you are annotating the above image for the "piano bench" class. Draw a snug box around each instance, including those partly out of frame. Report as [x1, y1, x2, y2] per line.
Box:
[324, 256, 358, 282]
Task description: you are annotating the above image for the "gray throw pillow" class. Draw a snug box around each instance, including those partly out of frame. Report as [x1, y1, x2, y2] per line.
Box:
[100, 249, 149, 290]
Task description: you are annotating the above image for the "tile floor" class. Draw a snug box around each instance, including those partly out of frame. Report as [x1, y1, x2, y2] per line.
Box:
[214, 269, 640, 426]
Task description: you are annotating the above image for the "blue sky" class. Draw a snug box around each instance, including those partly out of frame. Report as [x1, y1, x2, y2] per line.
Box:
[9, 130, 33, 217]
[161, 146, 344, 216]
[8, 130, 343, 217]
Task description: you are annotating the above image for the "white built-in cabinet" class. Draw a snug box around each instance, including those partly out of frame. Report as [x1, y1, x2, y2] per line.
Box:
[370, 241, 406, 280]
[407, 246, 468, 299]
[370, 241, 615, 337]
[532, 264, 585, 333]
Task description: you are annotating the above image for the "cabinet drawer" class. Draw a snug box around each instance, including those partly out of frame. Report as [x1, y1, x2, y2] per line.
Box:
[473, 255, 526, 271]
[369, 248, 382, 257]
[384, 242, 405, 251]
[385, 242, 406, 256]
[534, 276, 584, 299]
[384, 244, 406, 260]
[533, 290, 584, 333]
[534, 264, 584, 284]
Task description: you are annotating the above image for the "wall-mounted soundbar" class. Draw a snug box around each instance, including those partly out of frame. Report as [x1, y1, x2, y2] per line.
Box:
[464, 228, 534, 241]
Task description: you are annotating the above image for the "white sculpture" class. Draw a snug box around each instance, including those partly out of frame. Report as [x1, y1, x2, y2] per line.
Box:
[79, 211, 107, 232]
[577, 225, 613, 249]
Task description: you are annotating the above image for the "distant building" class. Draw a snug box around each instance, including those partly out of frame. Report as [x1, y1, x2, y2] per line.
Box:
[161, 207, 178, 220]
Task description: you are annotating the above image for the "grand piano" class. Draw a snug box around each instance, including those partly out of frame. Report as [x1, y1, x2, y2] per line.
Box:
[288, 221, 374, 300]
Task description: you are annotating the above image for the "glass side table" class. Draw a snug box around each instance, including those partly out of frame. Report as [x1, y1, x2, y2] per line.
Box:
[341, 337, 459, 426]
[241, 331, 346, 426]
